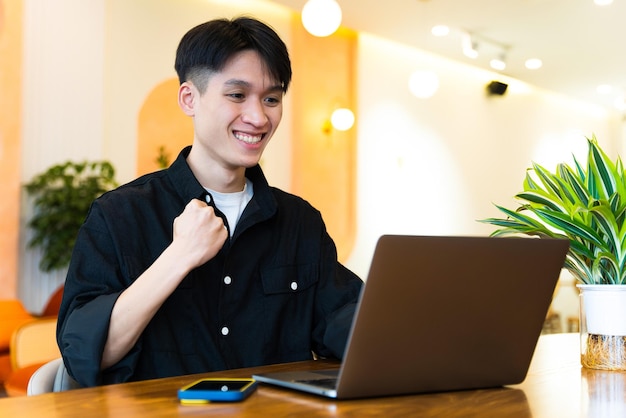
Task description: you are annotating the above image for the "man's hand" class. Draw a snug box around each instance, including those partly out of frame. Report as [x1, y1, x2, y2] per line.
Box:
[173, 199, 228, 269]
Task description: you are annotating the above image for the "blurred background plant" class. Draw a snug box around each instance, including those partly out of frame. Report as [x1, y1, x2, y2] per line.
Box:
[155, 145, 171, 169]
[24, 161, 118, 272]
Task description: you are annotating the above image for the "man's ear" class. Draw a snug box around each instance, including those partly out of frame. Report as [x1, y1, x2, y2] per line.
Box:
[178, 82, 196, 116]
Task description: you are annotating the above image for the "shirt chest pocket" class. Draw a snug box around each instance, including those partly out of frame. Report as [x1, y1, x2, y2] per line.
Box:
[260, 263, 319, 295]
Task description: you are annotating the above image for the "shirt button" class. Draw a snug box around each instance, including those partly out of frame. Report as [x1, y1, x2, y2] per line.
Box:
[224, 276, 232, 285]
[221, 326, 229, 336]
[290, 281, 298, 291]
[205, 195, 212, 204]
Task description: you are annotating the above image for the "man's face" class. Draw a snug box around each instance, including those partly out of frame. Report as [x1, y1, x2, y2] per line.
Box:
[184, 50, 284, 171]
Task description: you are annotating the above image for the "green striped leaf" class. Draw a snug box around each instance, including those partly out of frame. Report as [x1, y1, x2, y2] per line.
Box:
[558, 164, 590, 207]
[532, 162, 564, 199]
[516, 190, 568, 213]
[588, 136, 617, 199]
[532, 208, 604, 247]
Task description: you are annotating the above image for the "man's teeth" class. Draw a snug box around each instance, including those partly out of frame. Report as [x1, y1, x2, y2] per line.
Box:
[235, 132, 262, 144]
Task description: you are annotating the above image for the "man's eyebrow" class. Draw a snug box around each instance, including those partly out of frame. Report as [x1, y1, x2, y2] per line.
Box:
[224, 79, 284, 92]
[224, 79, 251, 88]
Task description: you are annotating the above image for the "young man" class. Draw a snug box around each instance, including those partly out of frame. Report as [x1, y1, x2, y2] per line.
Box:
[56, 17, 363, 387]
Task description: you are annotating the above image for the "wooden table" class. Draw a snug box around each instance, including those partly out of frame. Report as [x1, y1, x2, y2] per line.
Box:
[0, 333, 624, 417]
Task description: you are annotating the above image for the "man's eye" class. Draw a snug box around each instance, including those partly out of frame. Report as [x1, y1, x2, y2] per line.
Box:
[228, 93, 245, 100]
[264, 97, 281, 106]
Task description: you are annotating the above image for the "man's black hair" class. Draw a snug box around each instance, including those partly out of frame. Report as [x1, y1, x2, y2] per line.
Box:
[175, 17, 292, 93]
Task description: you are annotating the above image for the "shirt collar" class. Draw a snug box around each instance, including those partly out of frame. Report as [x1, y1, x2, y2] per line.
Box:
[166, 146, 277, 220]
[166, 146, 206, 202]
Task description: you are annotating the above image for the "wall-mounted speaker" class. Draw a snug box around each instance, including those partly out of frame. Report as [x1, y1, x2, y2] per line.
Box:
[486, 81, 508, 96]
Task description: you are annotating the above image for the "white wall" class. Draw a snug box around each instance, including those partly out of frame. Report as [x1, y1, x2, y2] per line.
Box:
[21, 0, 105, 176]
[344, 33, 620, 278]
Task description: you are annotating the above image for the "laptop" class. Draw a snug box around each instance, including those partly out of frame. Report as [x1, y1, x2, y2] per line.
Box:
[253, 235, 569, 399]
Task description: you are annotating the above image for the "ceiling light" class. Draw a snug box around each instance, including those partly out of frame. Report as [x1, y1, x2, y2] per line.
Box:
[490, 55, 506, 71]
[409, 70, 439, 99]
[525, 58, 543, 70]
[301, 0, 342, 37]
[431, 25, 449, 37]
[594, 0, 613, 6]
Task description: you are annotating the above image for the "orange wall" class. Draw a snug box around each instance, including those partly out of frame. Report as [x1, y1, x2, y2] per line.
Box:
[137, 78, 194, 175]
[290, 20, 357, 262]
[0, 0, 22, 298]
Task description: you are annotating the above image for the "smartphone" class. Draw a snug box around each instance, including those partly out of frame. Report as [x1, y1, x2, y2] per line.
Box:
[178, 378, 258, 404]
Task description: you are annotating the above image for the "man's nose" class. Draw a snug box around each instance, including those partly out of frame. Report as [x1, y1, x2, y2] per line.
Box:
[241, 100, 268, 126]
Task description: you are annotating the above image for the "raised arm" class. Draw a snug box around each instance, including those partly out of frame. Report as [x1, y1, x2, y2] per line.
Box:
[100, 198, 227, 369]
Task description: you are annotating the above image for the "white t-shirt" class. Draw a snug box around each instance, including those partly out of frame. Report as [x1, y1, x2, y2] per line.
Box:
[205, 178, 254, 237]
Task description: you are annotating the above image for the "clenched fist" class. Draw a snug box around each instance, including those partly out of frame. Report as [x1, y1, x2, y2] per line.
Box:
[172, 199, 228, 269]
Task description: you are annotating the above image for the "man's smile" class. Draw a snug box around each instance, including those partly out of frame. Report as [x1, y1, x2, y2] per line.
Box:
[234, 131, 264, 144]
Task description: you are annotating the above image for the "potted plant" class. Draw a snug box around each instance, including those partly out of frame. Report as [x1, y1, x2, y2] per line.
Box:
[25, 160, 118, 272]
[480, 135, 626, 370]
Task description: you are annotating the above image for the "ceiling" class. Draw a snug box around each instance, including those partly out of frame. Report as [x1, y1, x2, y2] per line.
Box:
[268, 0, 626, 111]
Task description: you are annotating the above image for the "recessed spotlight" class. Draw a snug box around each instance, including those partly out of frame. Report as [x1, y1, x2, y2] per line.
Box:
[431, 25, 449, 37]
[525, 58, 542, 70]
[490, 57, 506, 71]
[594, 0, 613, 6]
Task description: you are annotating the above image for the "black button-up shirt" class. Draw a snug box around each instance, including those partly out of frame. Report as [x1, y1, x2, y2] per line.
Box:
[57, 147, 363, 387]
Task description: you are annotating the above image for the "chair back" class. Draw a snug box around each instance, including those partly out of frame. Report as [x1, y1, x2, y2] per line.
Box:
[10, 317, 60, 370]
[53, 360, 80, 392]
[27, 357, 63, 395]
[27, 357, 81, 395]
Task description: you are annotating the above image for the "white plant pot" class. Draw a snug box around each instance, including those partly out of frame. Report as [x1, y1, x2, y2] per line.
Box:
[578, 284, 626, 370]
[579, 285, 626, 335]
